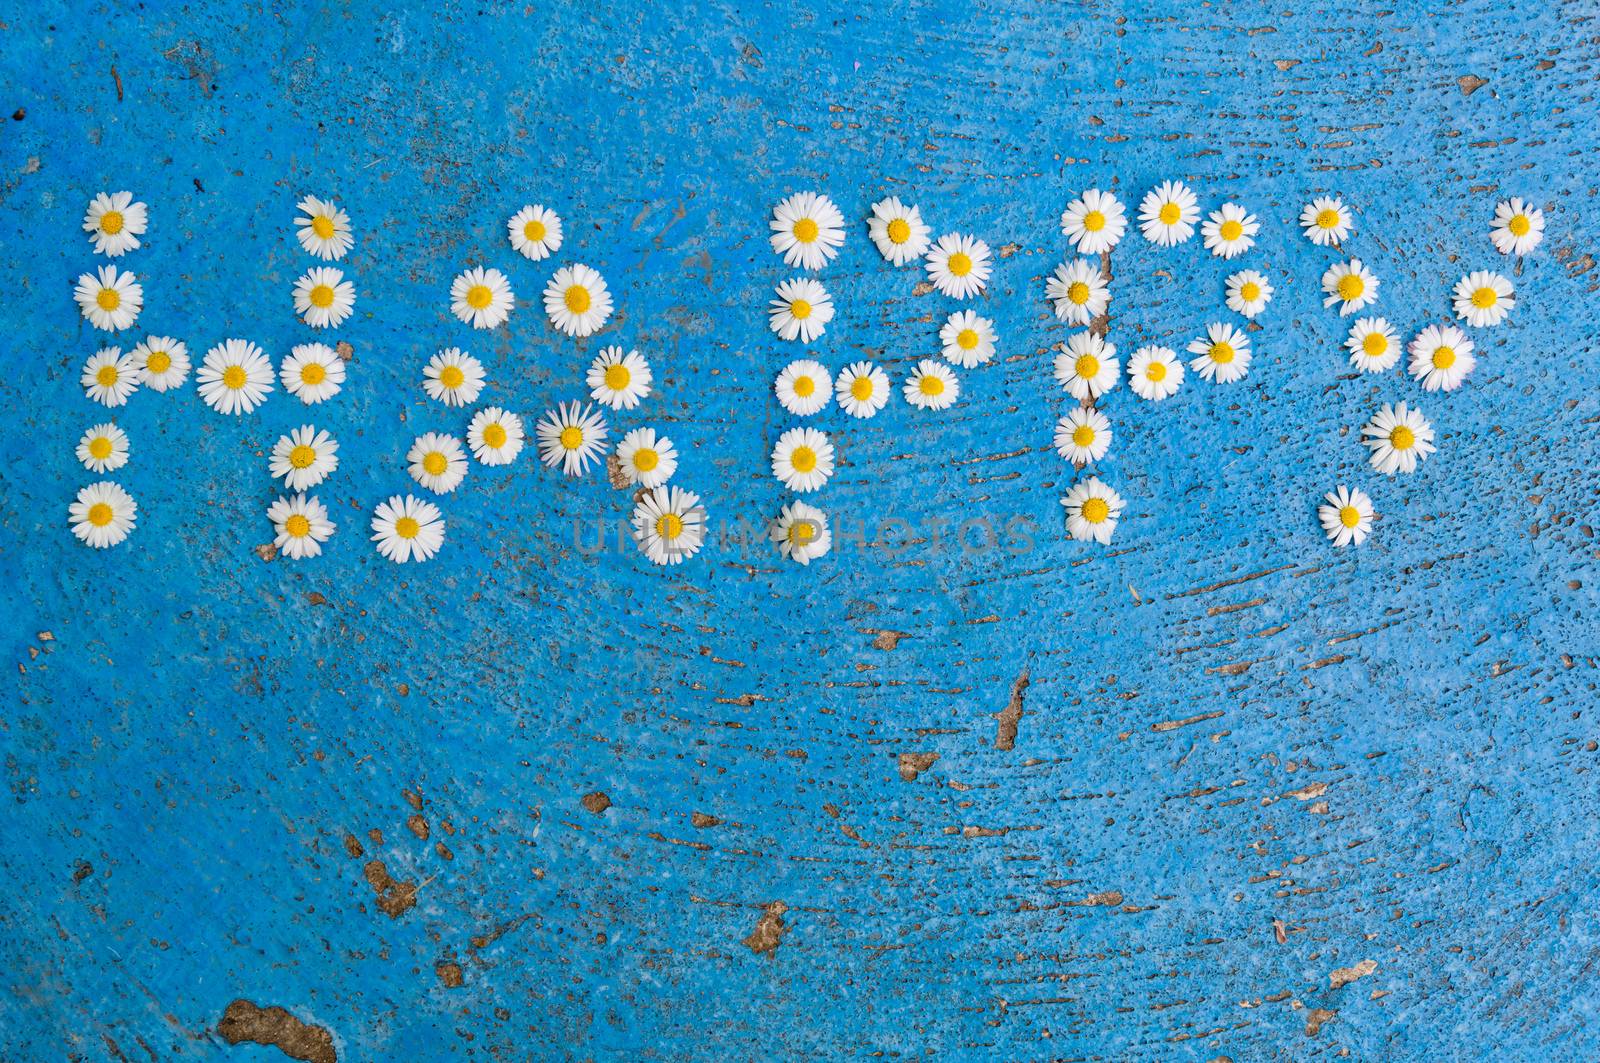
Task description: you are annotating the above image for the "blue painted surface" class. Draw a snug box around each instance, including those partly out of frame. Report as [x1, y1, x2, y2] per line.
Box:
[3, 1, 1598, 1059]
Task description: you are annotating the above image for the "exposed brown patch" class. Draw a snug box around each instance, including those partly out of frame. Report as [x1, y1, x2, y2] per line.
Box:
[435, 962, 464, 989]
[1330, 959, 1377, 989]
[254, 542, 278, 562]
[742, 901, 789, 957]
[1305, 1007, 1337, 1036]
[690, 812, 721, 828]
[334, 341, 354, 362]
[1067, 889, 1123, 907]
[581, 792, 612, 815]
[1458, 74, 1488, 95]
[341, 833, 364, 859]
[995, 667, 1030, 750]
[606, 451, 631, 490]
[361, 859, 417, 918]
[406, 814, 430, 840]
[869, 629, 910, 650]
[897, 752, 939, 782]
[216, 1000, 335, 1063]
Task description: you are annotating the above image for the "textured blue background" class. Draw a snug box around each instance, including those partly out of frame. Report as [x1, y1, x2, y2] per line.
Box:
[3, 1, 1598, 1059]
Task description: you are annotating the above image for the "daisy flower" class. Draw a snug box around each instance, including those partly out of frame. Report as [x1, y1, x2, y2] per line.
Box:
[770, 500, 832, 566]
[196, 339, 274, 415]
[1045, 259, 1108, 326]
[1054, 407, 1112, 464]
[631, 486, 706, 566]
[371, 494, 445, 563]
[866, 196, 931, 265]
[280, 343, 346, 404]
[76, 422, 129, 473]
[587, 346, 652, 410]
[1060, 477, 1124, 545]
[1344, 317, 1400, 373]
[774, 359, 831, 416]
[269, 425, 339, 491]
[267, 493, 335, 560]
[423, 348, 486, 407]
[1225, 270, 1273, 319]
[1490, 198, 1545, 257]
[467, 407, 526, 466]
[83, 191, 148, 257]
[1453, 270, 1514, 328]
[1060, 188, 1127, 256]
[507, 204, 563, 261]
[939, 310, 996, 368]
[74, 264, 142, 331]
[770, 192, 846, 271]
[1053, 332, 1119, 400]
[925, 233, 991, 299]
[1300, 196, 1353, 246]
[131, 336, 188, 392]
[544, 264, 613, 337]
[1127, 345, 1183, 401]
[1318, 485, 1373, 548]
[771, 426, 835, 493]
[1137, 181, 1200, 246]
[68, 482, 136, 549]
[903, 360, 959, 411]
[768, 277, 833, 343]
[1361, 402, 1436, 475]
[296, 196, 353, 260]
[614, 427, 678, 489]
[452, 266, 515, 330]
[1408, 324, 1476, 392]
[407, 432, 469, 494]
[293, 267, 356, 329]
[1201, 203, 1259, 259]
[81, 347, 140, 407]
[1322, 258, 1379, 316]
[535, 401, 608, 476]
[834, 361, 890, 419]
[1187, 323, 1252, 384]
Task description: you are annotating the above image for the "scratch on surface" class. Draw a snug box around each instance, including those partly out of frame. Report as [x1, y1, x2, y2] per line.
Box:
[1169, 564, 1296, 600]
[1152, 710, 1225, 732]
[217, 1000, 335, 1063]
[995, 667, 1030, 750]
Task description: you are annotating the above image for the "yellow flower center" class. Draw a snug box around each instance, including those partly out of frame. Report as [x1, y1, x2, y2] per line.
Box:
[564, 285, 591, 313]
[559, 426, 583, 450]
[87, 502, 113, 527]
[96, 288, 121, 311]
[309, 284, 335, 308]
[423, 451, 448, 476]
[1471, 286, 1497, 308]
[1145, 361, 1167, 382]
[300, 362, 326, 385]
[1081, 497, 1110, 524]
[919, 374, 945, 396]
[604, 363, 631, 390]
[466, 284, 493, 310]
[1219, 219, 1243, 242]
[633, 447, 659, 472]
[1068, 281, 1091, 305]
[656, 513, 684, 540]
[1082, 210, 1106, 233]
[100, 210, 125, 234]
[1072, 425, 1095, 447]
[790, 445, 817, 473]
[439, 365, 465, 389]
[1339, 505, 1361, 528]
[789, 298, 812, 321]
[1508, 214, 1531, 236]
[285, 513, 311, 538]
[886, 217, 911, 244]
[96, 365, 119, 387]
[311, 215, 335, 239]
[223, 365, 247, 389]
[394, 516, 420, 539]
[1158, 202, 1180, 224]
[850, 376, 873, 401]
[1390, 425, 1415, 450]
[523, 218, 547, 242]
[1315, 208, 1341, 230]
[793, 217, 819, 243]
[947, 251, 972, 277]
[146, 350, 171, 374]
[957, 328, 980, 350]
[1240, 282, 1261, 302]
[289, 444, 317, 469]
[482, 423, 507, 449]
[1337, 275, 1364, 301]
[1362, 332, 1388, 356]
[1075, 354, 1100, 379]
[1209, 342, 1235, 364]
[793, 376, 815, 397]
[88, 436, 113, 459]
[788, 520, 816, 546]
[1432, 346, 1456, 369]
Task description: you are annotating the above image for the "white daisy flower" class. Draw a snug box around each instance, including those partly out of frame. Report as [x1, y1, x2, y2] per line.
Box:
[768, 277, 833, 343]
[834, 361, 890, 419]
[1489, 198, 1545, 257]
[1187, 323, 1252, 384]
[1201, 202, 1259, 259]
[939, 310, 996, 368]
[1060, 477, 1124, 545]
[293, 267, 356, 329]
[770, 192, 846, 271]
[83, 191, 148, 257]
[1322, 258, 1379, 316]
[407, 432, 469, 494]
[1361, 401, 1436, 475]
[280, 343, 346, 404]
[74, 264, 142, 331]
[68, 481, 136, 549]
[1053, 332, 1119, 400]
[587, 346, 652, 410]
[534, 401, 608, 476]
[1045, 259, 1109, 326]
[1318, 485, 1373, 548]
[903, 360, 959, 411]
[544, 263, 613, 337]
[1453, 270, 1514, 328]
[295, 196, 354, 260]
[467, 407, 526, 466]
[1127, 345, 1184, 401]
[1054, 407, 1112, 464]
[1060, 188, 1127, 255]
[614, 427, 678, 489]
[81, 347, 140, 407]
[371, 494, 445, 564]
[507, 204, 563, 261]
[452, 266, 515, 330]
[131, 335, 188, 392]
[925, 233, 992, 299]
[1225, 270, 1273, 319]
[267, 493, 335, 560]
[269, 425, 340, 491]
[631, 486, 706, 566]
[774, 359, 832, 416]
[1408, 324, 1476, 392]
[1344, 317, 1400, 373]
[866, 196, 931, 265]
[770, 500, 832, 566]
[1300, 196, 1353, 246]
[423, 348, 486, 407]
[76, 422, 129, 473]
[771, 426, 835, 493]
[196, 339, 275, 415]
[1137, 181, 1200, 246]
